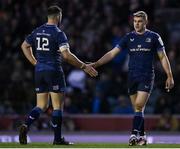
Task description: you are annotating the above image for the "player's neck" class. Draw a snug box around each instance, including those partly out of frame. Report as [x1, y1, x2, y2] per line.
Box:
[136, 29, 147, 35]
[47, 20, 58, 26]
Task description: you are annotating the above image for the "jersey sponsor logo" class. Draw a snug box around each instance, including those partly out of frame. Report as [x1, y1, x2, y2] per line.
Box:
[130, 48, 151, 52]
[130, 45, 151, 52]
[145, 38, 151, 42]
[36, 32, 51, 36]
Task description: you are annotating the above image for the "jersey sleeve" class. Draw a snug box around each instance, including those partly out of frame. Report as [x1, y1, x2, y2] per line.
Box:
[25, 31, 35, 46]
[115, 34, 128, 50]
[154, 33, 165, 52]
[58, 32, 70, 51]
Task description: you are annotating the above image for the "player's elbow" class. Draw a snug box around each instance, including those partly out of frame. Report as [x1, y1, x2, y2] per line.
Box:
[21, 41, 30, 51]
[21, 42, 25, 50]
[109, 47, 120, 59]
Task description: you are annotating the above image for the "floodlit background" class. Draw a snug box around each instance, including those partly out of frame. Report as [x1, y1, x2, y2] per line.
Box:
[0, 0, 180, 144]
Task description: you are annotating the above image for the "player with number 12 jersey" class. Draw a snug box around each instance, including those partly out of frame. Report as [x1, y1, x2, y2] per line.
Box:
[26, 24, 68, 72]
[26, 24, 68, 92]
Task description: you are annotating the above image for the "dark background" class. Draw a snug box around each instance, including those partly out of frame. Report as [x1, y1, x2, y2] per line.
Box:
[0, 0, 180, 117]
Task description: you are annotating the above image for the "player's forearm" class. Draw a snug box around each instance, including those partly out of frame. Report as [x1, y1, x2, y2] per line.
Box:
[65, 52, 85, 69]
[94, 52, 112, 68]
[21, 45, 37, 66]
[94, 47, 120, 68]
[160, 56, 173, 78]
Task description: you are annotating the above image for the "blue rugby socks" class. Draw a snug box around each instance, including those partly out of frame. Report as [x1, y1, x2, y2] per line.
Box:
[132, 112, 144, 136]
[25, 107, 43, 128]
[51, 110, 62, 141]
[139, 117, 145, 136]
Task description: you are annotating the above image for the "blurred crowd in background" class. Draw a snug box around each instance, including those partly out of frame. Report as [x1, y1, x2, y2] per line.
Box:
[0, 0, 180, 119]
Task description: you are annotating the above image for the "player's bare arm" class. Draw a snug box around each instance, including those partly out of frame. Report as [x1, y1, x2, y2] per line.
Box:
[21, 41, 37, 66]
[60, 47, 98, 77]
[157, 50, 174, 91]
[93, 47, 121, 68]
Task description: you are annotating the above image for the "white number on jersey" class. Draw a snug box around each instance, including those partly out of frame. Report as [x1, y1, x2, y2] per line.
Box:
[36, 37, 49, 51]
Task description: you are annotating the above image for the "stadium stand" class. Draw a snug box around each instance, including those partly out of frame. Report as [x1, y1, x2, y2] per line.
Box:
[0, 0, 180, 131]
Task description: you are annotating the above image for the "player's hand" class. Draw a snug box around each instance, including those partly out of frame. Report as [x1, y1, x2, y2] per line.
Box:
[83, 64, 98, 77]
[32, 60, 37, 66]
[85, 62, 97, 68]
[165, 76, 174, 92]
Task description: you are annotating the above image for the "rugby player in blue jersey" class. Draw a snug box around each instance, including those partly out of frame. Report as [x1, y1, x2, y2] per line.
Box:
[19, 5, 98, 145]
[91, 11, 174, 146]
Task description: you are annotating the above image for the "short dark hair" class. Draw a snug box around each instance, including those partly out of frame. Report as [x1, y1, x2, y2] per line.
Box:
[133, 11, 148, 21]
[47, 5, 62, 17]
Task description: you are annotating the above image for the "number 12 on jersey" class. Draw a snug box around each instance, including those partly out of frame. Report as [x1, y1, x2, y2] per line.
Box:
[36, 37, 50, 51]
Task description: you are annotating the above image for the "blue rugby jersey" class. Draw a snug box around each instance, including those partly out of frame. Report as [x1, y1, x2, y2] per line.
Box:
[116, 29, 165, 81]
[25, 24, 68, 72]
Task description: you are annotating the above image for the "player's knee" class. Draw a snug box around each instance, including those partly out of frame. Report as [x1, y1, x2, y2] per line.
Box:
[135, 107, 142, 112]
[52, 101, 63, 110]
[135, 102, 144, 112]
[36, 104, 48, 111]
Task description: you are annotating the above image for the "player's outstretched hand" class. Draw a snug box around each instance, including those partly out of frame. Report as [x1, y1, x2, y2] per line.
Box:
[165, 76, 174, 92]
[85, 62, 97, 68]
[83, 64, 98, 77]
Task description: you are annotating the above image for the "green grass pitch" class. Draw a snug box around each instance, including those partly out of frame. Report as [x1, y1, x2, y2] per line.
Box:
[0, 143, 180, 148]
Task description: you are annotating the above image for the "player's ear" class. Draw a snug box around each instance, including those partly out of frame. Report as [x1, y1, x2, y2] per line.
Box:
[58, 13, 62, 22]
[56, 15, 59, 21]
[145, 19, 148, 25]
